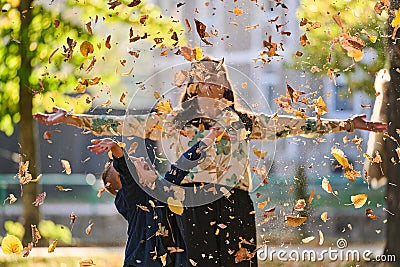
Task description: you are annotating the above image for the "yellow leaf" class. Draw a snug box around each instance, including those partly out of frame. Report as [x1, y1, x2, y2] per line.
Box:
[321, 211, 328, 223]
[315, 96, 328, 116]
[331, 147, 349, 168]
[351, 194, 368, 209]
[160, 253, 167, 266]
[348, 49, 363, 62]
[156, 99, 173, 114]
[322, 177, 333, 193]
[391, 9, 400, 39]
[257, 201, 267, 209]
[252, 148, 268, 159]
[193, 47, 203, 61]
[79, 258, 95, 266]
[1, 235, 23, 254]
[48, 239, 58, 253]
[167, 197, 184, 215]
[61, 159, 72, 175]
[233, 7, 243, 16]
[80, 41, 94, 57]
[368, 35, 377, 43]
[285, 215, 307, 227]
[216, 131, 226, 142]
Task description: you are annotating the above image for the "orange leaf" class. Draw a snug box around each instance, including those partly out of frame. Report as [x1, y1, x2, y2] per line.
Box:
[285, 215, 307, 227]
[351, 194, 368, 208]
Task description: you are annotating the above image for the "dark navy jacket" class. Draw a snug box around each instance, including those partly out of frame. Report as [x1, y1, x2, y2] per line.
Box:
[113, 141, 206, 267]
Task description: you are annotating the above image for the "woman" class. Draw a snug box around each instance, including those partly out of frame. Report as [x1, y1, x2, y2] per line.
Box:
[34, 58, 386, 266]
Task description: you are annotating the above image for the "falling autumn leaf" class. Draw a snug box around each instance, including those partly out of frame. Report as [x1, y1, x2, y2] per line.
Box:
[105, 35, 112, 49]
[3, 194, 17, 205]
[80, 41, 94, 57]
[233, 6, 243, 16]
[48, 239, 58, 253]
[351, 194, 368, 209]
[156, 99, 173, 113]
[85, 222, 94, 235]
[321, 211, 328, 222]
[285, 215, 307, 227]
[31, 224, 41, 244]
[322, 177, 333, 193]
[391, 9, 400, 39]
[167, 197, 184, 215]
[302, 236, 315, 244]
[318, 230, 324, 245]
[32, 192, 46, 207]
[193, 47, 203, 61]
[315, 96, 328, 116]
[294, 199, 306, 211]
[194, 19, 212, 45]
[252, 148, 268, 159]
[299, 33, 310, 46]
[70, 213, 77, 230]
[79, 258, 96, 267]
[1, 235, 23, 255]
[61, 159, 72, 175]
[56, 185, 72, 192]
[366, 208, 378, 220]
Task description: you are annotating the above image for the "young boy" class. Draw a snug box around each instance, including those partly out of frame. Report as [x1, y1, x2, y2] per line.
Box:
[88, 129, 222, 267]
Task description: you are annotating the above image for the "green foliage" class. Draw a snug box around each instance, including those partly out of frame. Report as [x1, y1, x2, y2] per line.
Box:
[38, 220, 72, 245]
[295, 0, 388, 94]
[0, 0, 185, 135]
[4, 220, 25, 240]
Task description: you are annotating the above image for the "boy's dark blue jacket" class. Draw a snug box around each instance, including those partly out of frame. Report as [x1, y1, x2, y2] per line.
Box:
[113, 141, 206, 267]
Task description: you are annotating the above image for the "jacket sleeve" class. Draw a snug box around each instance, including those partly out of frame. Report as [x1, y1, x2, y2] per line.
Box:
[113, 154, 146, 207]
[164, 140, 207, 185]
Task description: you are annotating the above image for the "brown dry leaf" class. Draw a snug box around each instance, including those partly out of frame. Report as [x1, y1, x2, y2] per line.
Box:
[322, 177, 333, 193]
[252, 165, 268, 185]
[3, 194, 17, 205]
[351, 194, 368, 209]
[332, 147, 361, 182]
[335, 33, 365, 61]
[294, 199, 306, 211]
[308, 189, 315, 204]
[252, 148, 268, 159]
[43, 131, 52, 140]
[274, 95, 293, 113]
[366, 208, 378, 220]
[70, 213, 77, 230]
[22, 242, 33, 257]
[80, 41, 94, 57]
[257, 201, 267, 209]
[194, 18, 212, 45]
[168, 247, 185, 253]
[31, 224, 42, 244]
[61, 159, 72, 175]
[105, 35, 111, 49]
[128, 142, 138, 155]
[32, 192, 46, 207]
[119, 92, 127, 106]
[235, 247, 252, 263]
[168, 197, 184, 215]
[174, 70, 188, 87]
[56, 185, 72, 192]
[299, 33, 310, 46]
[79, 258, 95, 266]
[85, 222, 94, 235]
[263, 207, 276, 217]
[180, 46, 195, 61]
[374, 0, 390, 15]
[127, 0, 141, 7]
[285, 215, 307, 227]
[233, 7, 243, 16]
[156, 99, 173, 113]
[48, 239, 58, 253]
[302, 236, 315, 244]
[321, 211, 328, 222]
[286, 83, 305, 103]
[332, 12, 345, 32]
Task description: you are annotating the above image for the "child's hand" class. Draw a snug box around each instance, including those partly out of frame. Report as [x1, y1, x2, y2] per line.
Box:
[88, 138, 123, 158]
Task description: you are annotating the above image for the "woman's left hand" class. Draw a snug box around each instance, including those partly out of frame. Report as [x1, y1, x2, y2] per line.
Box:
[352, 114, 387, 132]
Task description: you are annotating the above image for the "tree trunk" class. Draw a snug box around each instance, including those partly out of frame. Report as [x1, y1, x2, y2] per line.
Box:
[17, 0, 41, 245]
[384, 0, 400, 261]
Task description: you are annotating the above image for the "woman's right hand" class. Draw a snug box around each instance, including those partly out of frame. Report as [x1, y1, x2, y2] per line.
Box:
[33, 106, 69, 125]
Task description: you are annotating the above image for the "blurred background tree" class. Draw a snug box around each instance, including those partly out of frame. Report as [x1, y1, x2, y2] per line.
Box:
[0, 0, 183, 244]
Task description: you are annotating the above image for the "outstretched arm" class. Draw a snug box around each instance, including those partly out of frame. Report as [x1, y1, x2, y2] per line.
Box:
[248, 113, 387, 140]
[33, 106, 164, 139]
